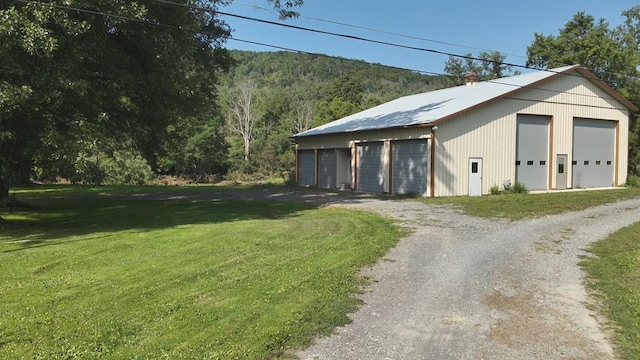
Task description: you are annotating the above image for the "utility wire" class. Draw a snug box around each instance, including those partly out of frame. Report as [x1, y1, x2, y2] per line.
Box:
[177, 0, 638, 85]
[232, 41, 632, 110]
[230, 1, 529, 61]
[155, 0, 637, 86]
[155, 0, 542, 74]
[14, 0, 633, 109]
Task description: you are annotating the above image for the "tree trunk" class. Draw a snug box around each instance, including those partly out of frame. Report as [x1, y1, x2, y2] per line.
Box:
[0, 176, 8, 221]
[0, 176, 9, 204]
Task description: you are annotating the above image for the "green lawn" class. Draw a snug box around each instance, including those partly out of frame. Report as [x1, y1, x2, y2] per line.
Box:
[0, 193, 403, 359]
[420, 188, 640, 220]
[582, 224, 640, 360]
[4, 185, 640, 359]
[7, 183, 272, 197]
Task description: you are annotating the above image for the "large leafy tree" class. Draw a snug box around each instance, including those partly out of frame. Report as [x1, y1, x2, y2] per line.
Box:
[526, 8, 640, 174]
[444, 51, 518, 85]
[0, 0, 302, 207]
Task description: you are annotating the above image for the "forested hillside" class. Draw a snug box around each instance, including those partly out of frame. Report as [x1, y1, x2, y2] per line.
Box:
[218, 50, 451, 179]
[227, 50, 450, 100]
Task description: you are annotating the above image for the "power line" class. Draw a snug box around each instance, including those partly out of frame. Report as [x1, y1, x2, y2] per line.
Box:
[230, 1, 529, 61]
[155, 0, 640, 88]
[13, 0, 633, 109]
[235, 36, 632, 107]
[227, 37, 448, 78]
[155, 0, 540, 73]
[15, 0, 636, 90]
[159, 0, 638, 86]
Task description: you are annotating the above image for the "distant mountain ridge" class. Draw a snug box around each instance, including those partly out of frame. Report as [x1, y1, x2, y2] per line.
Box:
[226, 50, 452, 102]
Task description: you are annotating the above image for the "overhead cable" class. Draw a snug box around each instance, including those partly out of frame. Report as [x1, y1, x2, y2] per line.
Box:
[14, 0, 632, 109]
[230, 1, 528, 60]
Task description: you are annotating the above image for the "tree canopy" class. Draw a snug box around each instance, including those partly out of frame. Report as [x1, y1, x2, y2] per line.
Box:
[443, 51, 519, 84]
[526, 7, 640, 173]
[0, 0, 302, 205]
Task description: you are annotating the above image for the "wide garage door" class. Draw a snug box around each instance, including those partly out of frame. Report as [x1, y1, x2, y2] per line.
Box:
[357, 142, 384, 193]
[516, 115, 549, 190]
[318, 149, 337, 189]
[392, 140, 428, 196]
[573, 119, 616, 188]
[298, 150, 315, 186]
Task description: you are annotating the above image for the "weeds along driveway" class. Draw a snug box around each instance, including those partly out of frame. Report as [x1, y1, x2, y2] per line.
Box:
[293, 195, 640, 360]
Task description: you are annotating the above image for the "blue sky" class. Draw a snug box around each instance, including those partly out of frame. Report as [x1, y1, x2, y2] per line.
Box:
[220, 0, 637, 75]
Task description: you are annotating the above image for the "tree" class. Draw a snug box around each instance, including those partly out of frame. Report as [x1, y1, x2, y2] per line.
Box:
[0, 0, 303, 209]
[526, 12, 627, 86]
[293, 100, 315, 134]
[157, 114, 229, 180]
[314, 98, 361, 126]
[526, 8, 640, 174]
[444, 51, 517, 85]
[325, 74, 364, 105]
[223, 79, 259, 162]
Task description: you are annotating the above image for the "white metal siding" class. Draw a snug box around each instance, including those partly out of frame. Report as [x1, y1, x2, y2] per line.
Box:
[516, 115, 549, 190]
[392, 140, 428, 196]
[357, 143, 385, 193]
[573, 119, 616, 188]
[318, 149, 337, 189]
[298, 69, 630, 196]
[434, 73, 629, 196]
[298, 150, 315, 186]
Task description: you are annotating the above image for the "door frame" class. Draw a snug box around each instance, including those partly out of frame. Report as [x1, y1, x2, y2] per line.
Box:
[468, 157, 483, 196]
[556, 154, 568, 190]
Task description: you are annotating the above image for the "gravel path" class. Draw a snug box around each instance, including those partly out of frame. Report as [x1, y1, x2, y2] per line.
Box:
[291, 195, 640, 360]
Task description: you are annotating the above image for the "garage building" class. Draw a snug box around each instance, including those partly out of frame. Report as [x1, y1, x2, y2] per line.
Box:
[293, 65, 638, 196]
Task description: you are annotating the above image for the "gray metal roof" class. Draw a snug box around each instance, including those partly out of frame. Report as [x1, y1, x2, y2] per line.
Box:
[294, 65, 580, 138]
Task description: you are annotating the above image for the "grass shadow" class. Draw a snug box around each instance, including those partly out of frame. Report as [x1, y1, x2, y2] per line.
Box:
[1, 197, 312, 253]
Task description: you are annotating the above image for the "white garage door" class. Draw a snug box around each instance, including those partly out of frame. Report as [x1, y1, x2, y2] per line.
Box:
[357, 143, 384, 193]
[392, 140, 428, 196]
[516, 115, 549, 190]
[297, 150, 315, 186]
[318, 149, 337, 189]
[573, 119, 616, 188]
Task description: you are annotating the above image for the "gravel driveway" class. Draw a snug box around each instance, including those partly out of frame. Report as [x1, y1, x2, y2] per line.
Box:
[99, 188, 640, 358]
[288, 194, 640, 360]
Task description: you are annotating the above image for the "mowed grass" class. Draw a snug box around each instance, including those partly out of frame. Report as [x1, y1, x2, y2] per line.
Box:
[8, 183, 273, 197]
[420, 188, 640, 220]
[0, 195, 403, 359]
[581, 224, 640, 360]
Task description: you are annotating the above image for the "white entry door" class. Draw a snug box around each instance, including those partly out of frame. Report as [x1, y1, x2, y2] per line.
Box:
[469, 157, 483, 196]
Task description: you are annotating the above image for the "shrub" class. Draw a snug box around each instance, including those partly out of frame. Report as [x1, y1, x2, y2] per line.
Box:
[281, 170, 296, 186]
[625, 176, 640, 188]
[100, 150, 155, 185]
[72, 157, 106, 185]
[508, 181, 528, 194]
[490, 184, 501, 195]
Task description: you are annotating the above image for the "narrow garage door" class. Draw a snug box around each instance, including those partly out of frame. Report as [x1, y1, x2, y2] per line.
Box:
[516, 115, 549, 190]
[298, 150, 315, 186]
[318, 149, 337, 189]
[357, 142, 384, 193]
[573, 119, 616, 188]
[392, 140, 428, 196]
